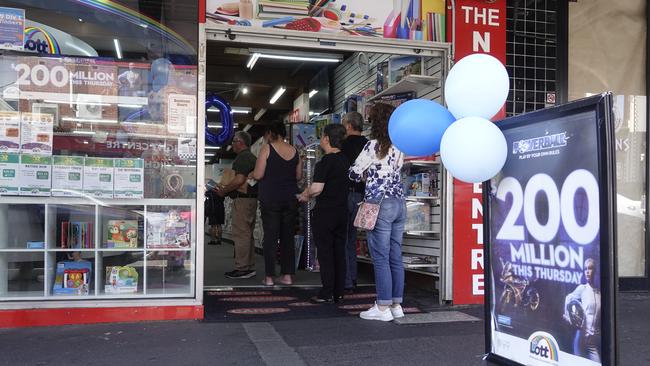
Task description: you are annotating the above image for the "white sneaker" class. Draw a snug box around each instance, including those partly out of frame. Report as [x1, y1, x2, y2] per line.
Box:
[390, 304, 404, 318]
[360, 303, 394, 322]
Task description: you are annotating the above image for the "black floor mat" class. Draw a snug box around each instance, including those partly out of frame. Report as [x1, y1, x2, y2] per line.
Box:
[203, 287, 425, 322]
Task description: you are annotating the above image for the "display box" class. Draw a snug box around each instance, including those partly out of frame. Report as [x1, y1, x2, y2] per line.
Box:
[83, 157, 114, 198]
[406, 172, 432, 197]
[113, 158, 144, 199]
[0, 111, 21, 153]
[0, 152, 20, 195]
[405, 201, 431, 232]
[52, 156, 84, 197]
[20, 112, 53, 155]
[104, 266, 139, 294]
[19, 154, 51, 196]
[52, 261, 92, 296]
[146, 209, 191, 248]
[388, 55, 423, 85]
[105, 220, 139, 248]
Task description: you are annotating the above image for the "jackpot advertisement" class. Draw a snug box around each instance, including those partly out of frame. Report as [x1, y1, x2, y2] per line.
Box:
[486, 98, 615, 366]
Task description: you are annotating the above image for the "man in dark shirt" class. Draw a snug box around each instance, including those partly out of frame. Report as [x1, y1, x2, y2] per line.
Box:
[341, 111, 368, 292]
[216, 131, 258, 279]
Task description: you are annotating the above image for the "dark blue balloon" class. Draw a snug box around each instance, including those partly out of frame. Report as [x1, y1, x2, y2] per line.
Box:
[205, 94, 234, 147]
[388, 99, 456, 156]
[150, 58, 172, 92]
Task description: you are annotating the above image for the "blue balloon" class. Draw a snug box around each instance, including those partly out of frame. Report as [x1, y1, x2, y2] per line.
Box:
[205, 94, 234, 147]
[388, 99, 456, 156]
[150, 58, 172, 92]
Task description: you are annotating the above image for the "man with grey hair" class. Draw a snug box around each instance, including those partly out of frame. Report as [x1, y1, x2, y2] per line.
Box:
[216, 131, 258, 279]
[341, 111, 368, 292]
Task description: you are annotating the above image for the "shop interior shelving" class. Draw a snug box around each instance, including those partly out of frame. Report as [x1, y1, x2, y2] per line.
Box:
[0, 197, 196, 301]
[367, 75, 441, 103]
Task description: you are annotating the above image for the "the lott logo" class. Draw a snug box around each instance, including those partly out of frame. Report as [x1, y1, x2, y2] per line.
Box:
[512, 132, 567, 155]
[528, 332, 559, 365]
[23, 26, 61, 54]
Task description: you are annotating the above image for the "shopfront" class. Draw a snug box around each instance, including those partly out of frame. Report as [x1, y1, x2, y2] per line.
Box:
[0, 0, 204, 326]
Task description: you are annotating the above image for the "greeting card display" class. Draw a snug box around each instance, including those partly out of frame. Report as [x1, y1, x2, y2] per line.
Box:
[52, 261, 92, 295]
[146, 210, 191, 248]
[105, 220, 138, 248]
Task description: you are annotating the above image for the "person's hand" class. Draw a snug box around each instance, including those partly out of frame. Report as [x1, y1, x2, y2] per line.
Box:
[215, 185, 226, 197]
[297, 191, 309, 203]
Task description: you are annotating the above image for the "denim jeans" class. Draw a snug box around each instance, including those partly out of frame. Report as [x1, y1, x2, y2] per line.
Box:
[366, 197, 406, 305]
[345, 191, 364, 288]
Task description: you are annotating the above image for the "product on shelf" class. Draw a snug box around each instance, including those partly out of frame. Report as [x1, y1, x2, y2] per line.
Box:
[104, 266, 139, 294]
[113, 158, 144, 198]
[52, 156, 84, 197]
[83, 157, 114, 198]
[406, 172, 432, 197]
[405, 201, 431, 232]
[105, 220, 138, 248]
[389, 55, 423, 85]
[146, 209, 191, 248]
[61, 221, 94, 248]
[19, 154, 52, 196]
[0, 152, 20, 195]
[52, 261, 92, 295]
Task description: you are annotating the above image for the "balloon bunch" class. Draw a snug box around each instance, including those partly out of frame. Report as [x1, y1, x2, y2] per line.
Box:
[205, 94, 235, 147]
[387, 53, 509, 183]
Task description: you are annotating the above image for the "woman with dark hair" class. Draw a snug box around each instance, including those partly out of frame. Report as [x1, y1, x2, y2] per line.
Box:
[299, 123, 350, 303]
[252, 122, 303, 286]
[349, 103, 406, 321]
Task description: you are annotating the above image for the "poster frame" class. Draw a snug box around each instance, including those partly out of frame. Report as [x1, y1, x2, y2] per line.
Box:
[482, 93, 618, 366]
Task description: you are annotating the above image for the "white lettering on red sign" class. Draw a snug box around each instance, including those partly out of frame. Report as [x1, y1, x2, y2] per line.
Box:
[473, 274, 485, 295]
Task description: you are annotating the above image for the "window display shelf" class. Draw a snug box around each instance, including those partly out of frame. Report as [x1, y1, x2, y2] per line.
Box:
[0, 248, 45, 252]
[403, 159, 439, 166]
[368, 75, 440, 102]
[0, 197, 195, 206]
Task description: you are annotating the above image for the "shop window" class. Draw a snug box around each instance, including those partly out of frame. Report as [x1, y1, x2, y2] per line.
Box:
[569, 0, 647, 277]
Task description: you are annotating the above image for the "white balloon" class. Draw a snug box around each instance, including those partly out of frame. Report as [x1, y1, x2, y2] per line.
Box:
[440, 117, 507, 183]
[445, 53, 510, 120]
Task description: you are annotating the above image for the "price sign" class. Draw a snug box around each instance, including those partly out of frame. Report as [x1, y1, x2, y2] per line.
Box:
[484, 94, 617, 366]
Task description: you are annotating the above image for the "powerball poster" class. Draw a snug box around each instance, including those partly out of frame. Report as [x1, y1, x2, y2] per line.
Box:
[487, 103, 608, 366]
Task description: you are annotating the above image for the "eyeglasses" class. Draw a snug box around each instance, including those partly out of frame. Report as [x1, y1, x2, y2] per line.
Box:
[232, 138, 242, 143]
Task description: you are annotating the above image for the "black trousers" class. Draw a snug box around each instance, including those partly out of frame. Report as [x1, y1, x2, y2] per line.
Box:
[312, 206, 348, 299]
[260, 200, 298, 277]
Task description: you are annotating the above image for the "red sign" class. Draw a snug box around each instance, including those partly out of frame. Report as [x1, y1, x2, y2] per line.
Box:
[450, 0, 506, 305]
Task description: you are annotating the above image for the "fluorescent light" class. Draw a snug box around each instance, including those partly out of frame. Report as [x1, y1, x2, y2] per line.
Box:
[206, 146, 221, 150]
[309, 90, 318, 98]
[118, 104, 144, 108]
[242, 87, 249, 95]
[258, 54, 341, 63]
[205, 153, 216, 157]
[72, 130, 96, 135]
[269, 87, 286, 105]
[208, 123, 238, 128]
[246, 53, 260, 69]
[207, 107, 251, 114]
[44, 99, 110, 107]
[254, 108, 267, 121]
[243, 124, 252, 132]
[62, 117, 118, 124]
[113, 39, 122, 59]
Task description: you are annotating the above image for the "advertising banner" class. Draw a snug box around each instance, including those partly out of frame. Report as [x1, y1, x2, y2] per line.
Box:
[205, 0, 446, 41]
[484, 94, 617, 366]
[451, 0, 506, 305]
[0, 7, 24, 51]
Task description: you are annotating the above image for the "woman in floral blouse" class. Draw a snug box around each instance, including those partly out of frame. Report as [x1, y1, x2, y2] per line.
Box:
[349, 103, 406, 322]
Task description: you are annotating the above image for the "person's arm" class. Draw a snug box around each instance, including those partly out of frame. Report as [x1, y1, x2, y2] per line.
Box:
[252, 144, 270, 180]
[298, 183, 324, 202]
[349, 141, 374, 182]
[296, 153, 303, 181]
[298, 158, 326, 202]
[217, 174, 246, 197]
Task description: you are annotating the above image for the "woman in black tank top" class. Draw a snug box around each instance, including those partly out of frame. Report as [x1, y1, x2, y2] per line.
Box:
[252, 122, 303, 286]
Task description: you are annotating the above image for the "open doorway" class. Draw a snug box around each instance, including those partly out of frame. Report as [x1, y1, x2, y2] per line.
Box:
[202, 40, 445, 298]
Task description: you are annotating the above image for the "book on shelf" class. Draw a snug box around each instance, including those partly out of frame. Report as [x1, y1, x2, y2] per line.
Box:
[52, 261, 92, 295]
[60, 221, 94, 249]
[105, 220, 139, 249]
[258, 0, 309, 18]
[146, 209, 191, 249]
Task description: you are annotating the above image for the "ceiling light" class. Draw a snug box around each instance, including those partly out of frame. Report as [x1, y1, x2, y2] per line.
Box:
[78, 18, 83, 22]
[249, 48, 343, 64]
[207, 107, 251, 114]
[44, 99, 110, 107]
[309, 90, 318, 98]
[258, 54, 341, 63]
[242, 87, 249, 95]
[254, 108, 267, 121]
[243, 124, 252, 132]
[206, 146, 221, 150]
[208, 123, 239, 128]
[72, 130, 96, 135]
[269, 87, 286, 105]
[247, 53, 260, 70]
[62, 117, 118, 124]
[113, 39, 122, 59]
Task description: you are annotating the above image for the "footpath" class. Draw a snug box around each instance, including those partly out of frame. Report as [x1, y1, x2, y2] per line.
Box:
[0, 292, 648, 366]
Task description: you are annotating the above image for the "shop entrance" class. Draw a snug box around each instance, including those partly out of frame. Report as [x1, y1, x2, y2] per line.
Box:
[199, 26, 453, 307]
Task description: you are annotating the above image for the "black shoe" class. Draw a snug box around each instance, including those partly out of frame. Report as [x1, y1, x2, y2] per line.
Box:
[310, 296, 333, 304]
[225, 270, 257, 279]
[344, 287, 355, 295]
[334, 295, 344, 303]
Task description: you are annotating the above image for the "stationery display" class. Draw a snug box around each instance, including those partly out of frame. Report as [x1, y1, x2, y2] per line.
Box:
[20, 112, 53, 155]
[104, 266, 139, 294]
[146, 209, 191, 248]
[113, 158, 144, 199]
[52, 261, 92, 296]
[105, 220, 139, 248]
[52, 156, 84, 197]
[19, 154, 51, 196]
[60, 221, 94, 249]
[83, 157, 114, 198]
[0, 152, 19, 195]
[0, 111, 20, 153]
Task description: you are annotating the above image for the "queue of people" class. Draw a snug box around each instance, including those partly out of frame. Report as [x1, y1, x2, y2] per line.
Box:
[209, 103, 407, 321]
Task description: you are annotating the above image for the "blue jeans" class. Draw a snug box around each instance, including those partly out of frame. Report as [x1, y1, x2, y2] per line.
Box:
[366, 197, 406, 305]
[345, 191, 364, 288]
